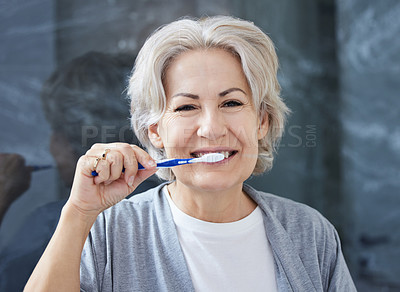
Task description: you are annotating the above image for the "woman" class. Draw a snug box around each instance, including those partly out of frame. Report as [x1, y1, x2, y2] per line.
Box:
[26, 16, 356, 291]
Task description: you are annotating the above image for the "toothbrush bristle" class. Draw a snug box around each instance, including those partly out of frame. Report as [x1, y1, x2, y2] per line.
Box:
[201, 153, 225, 163]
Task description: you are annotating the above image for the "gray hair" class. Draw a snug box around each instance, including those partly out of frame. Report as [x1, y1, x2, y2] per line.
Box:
[128, 15, 290, 181]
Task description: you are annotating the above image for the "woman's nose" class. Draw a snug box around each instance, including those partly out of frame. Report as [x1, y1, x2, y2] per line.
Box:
[196, 109, 227, 140]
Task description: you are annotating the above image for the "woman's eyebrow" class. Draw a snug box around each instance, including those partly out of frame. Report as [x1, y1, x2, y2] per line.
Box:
[219, 87, 246, 96]
[171, 93, 199, 99]
[171, 88, 246, 99]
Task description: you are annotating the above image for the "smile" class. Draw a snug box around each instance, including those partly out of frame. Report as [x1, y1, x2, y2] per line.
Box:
[190, 150, 238, 159]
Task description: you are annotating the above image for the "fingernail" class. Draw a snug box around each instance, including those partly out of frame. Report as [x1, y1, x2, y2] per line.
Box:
[147, 160, 156, 167]
[128, 176, 135, 187]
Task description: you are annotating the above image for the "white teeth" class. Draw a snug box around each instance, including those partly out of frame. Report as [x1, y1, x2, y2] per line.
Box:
[194, 151, 231, 159]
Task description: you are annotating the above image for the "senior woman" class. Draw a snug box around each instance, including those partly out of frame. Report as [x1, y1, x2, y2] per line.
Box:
[26, 16, 356, 291]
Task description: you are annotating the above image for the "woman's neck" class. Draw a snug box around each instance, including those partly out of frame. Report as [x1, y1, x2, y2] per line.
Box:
[167, 181, 257, 223]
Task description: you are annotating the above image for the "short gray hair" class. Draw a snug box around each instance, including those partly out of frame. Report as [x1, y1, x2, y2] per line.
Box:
[128, 15, 290, 181]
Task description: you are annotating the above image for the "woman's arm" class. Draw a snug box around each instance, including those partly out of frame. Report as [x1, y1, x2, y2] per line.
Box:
[24, 202, 97, 291]
[24, 143, 157, 291]
[327, 228, 357, 292]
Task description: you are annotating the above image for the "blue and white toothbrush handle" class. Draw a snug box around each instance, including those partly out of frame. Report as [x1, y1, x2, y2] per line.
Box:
[137, 158, 195, 170]
[92, 158, 192, 176]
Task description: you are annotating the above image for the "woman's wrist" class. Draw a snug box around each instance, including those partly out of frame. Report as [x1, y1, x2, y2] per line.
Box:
[61, 200, 100, 231]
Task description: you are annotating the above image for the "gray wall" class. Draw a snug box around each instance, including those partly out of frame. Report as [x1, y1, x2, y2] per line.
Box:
[0, 0, 399, 290]
[0, 0, 58, 248]
[337, 0, 400, 289]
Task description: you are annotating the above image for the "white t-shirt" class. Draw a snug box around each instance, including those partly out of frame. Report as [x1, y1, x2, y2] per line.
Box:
[163, 186, 278, 292]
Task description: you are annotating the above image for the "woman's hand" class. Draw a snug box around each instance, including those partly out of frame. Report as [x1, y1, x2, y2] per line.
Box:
[25, 143, 156, 291]
[67, 143, 157, 219]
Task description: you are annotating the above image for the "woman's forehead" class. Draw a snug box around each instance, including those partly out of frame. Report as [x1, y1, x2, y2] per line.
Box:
[163, 49, 250, 97]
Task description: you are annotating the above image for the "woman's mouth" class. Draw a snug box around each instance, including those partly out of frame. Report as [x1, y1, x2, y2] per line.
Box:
[190, 150, 238, 160]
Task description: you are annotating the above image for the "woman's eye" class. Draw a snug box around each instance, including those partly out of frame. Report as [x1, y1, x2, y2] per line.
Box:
[222, 100, 243, 107]
[175, 104, 197, 112]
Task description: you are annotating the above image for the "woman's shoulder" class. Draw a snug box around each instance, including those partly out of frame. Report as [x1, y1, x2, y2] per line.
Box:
[244, 184, 337, 238]
[245, 185, 355, 290]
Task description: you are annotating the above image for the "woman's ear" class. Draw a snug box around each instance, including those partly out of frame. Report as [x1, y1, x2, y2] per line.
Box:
[257, 112, 269, 140]
[148, 123, 164, 148]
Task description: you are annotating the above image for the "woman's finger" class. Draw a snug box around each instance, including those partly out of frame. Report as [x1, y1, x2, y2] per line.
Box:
[86, 143, 156, 188]
[113, 144, 156, 187]
[92, 157, 110, 185]
[130, 145, 156, 168]
[103, 150, 124, 183]
[86, 146, 124, 183]
[126, 145, 157, 190]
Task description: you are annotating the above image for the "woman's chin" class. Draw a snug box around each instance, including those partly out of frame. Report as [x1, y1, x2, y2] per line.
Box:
[177, 173, 243, 193]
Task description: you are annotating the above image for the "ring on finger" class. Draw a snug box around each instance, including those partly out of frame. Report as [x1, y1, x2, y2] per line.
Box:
[92, 149, 111, 176]
[93, 157, 101, 170]
[101, 148, 111, 160]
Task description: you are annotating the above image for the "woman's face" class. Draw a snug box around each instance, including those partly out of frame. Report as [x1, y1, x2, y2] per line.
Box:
[149, 49, 268, 192]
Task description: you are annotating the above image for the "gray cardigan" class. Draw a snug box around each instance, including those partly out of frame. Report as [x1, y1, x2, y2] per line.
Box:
[80, 183, 357, 291]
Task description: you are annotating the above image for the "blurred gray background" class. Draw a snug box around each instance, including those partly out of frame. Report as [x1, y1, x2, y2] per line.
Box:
[0, 0, 399, 291]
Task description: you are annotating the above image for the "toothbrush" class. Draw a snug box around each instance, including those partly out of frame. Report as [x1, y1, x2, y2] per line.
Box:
[137, 153, 225, 169]
[91, 153, 224, 176]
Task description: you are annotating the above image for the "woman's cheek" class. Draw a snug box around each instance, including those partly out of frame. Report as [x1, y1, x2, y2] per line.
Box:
[160, 114, 197, 148]
[227, 114, 259, 147]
